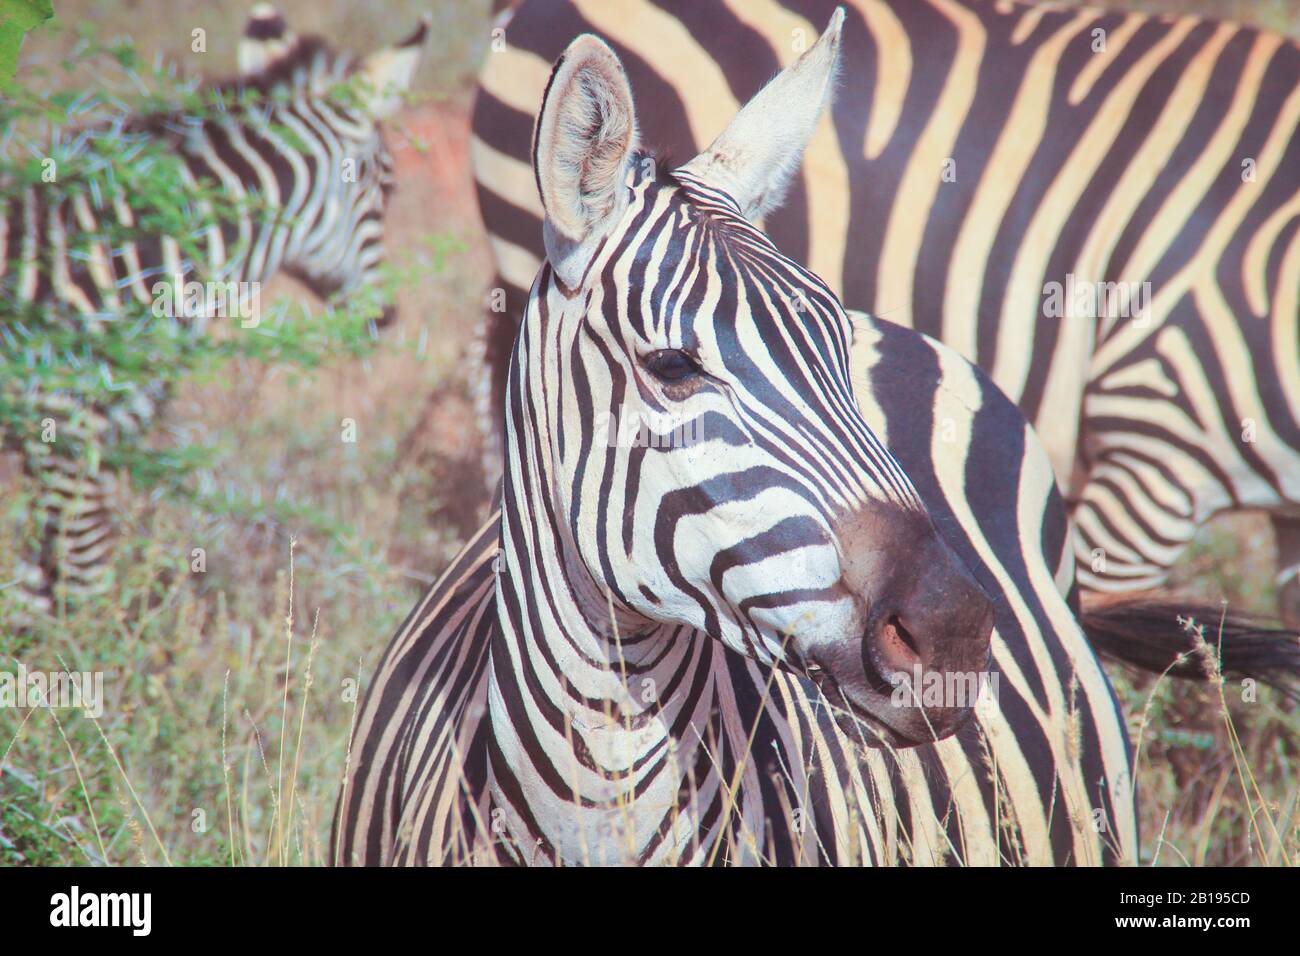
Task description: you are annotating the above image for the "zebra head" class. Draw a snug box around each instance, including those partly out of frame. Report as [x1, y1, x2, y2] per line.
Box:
[235, 5, 427, 325]
[516, 10, 995, 749]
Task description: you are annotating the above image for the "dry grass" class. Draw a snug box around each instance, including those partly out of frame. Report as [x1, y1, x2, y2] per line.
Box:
[1, 0, 1297, 866]
[1119, 517, 1300, 866]
[1, 0, 496, 866]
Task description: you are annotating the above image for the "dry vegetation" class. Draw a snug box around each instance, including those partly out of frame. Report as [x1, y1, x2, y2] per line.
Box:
[0, 0, 1296, 866]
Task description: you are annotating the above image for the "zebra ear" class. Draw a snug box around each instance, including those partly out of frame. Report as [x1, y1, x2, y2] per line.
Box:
[680, 7, 844, 221]
[533, 35, 639, 287]
[356, 18, 430, 119]
[237, 4, 297, 76]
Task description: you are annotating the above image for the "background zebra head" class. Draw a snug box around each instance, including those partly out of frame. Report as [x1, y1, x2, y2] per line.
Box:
[233, 4, 426, 325]
[516, 10, 995, 748]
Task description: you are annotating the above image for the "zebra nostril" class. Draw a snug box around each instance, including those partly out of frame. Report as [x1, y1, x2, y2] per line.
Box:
[869, 612, 923, 678]
[888, 614, 920, 655]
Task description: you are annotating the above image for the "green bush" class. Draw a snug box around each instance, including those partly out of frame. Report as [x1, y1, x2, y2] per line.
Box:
[0, 24, 400, 495]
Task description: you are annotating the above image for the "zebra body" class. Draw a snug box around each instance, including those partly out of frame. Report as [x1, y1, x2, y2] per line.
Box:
[0, 8, 425, 611]
[470, 0, 1300, 623]
[335, 18, 1137, 866]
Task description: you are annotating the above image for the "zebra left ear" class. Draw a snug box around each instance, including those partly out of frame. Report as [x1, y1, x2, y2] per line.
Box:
[356, 18, 430, 119]
[533, 35, 639, 288]
[679, 7, 844, 221]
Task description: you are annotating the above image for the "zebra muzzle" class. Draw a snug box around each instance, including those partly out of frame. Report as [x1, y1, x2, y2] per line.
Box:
[810, 516, 996, 748]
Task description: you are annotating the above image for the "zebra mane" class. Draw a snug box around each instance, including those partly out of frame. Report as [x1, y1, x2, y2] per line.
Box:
[116, 36, 358, 144]
[215, 34, 354, 98]
[639, 151, 757, 224]
[643, 149, 682, 186]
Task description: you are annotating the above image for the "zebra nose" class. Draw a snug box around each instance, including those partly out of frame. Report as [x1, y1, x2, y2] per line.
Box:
[865, 543, 994, 681]
[865, 532, 995, 730]
[825, 502, 995, 745]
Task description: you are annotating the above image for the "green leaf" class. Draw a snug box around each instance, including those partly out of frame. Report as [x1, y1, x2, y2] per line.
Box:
[0, 0, 53, 87]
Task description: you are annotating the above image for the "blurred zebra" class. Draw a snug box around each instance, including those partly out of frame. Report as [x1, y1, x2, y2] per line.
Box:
[0, 6, 426, 614]
[469, 0, 1300, 629]
[334, 18, 1141, 866]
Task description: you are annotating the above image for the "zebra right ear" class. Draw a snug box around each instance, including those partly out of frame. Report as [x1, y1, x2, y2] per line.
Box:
[533, 35, 639, 287]
[680, 8, 843, 222]
[237, 4, 297, 76]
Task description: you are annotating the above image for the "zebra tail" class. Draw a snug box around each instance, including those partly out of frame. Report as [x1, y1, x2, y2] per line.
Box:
[1079, 594, 1300, 701]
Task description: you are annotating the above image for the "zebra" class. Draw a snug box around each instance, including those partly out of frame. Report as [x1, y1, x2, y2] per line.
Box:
[468, 0, 1300, 633]
[334, 15, 1141, 866]
[0, 6, 426, 614]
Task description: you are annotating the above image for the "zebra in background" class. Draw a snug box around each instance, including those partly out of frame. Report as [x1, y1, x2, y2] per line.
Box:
[335, 16, 1141, 866]
[0, 6, 426, 614]
[469, 0, 1300, 635]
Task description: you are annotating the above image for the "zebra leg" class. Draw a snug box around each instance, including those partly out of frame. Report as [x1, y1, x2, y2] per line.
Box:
[11, 414, 119, 616]
[1069, 451, 1197, 595]
[1274, 515, 1300, 631]
[1073, 458, 1300, 692]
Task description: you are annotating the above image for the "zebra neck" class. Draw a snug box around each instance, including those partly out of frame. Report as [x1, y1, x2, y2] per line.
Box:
[165, 113, 301, 289]
[493, 450, 685, 727]
[59, 101, 325, 320]
[489, 447, 731, 864]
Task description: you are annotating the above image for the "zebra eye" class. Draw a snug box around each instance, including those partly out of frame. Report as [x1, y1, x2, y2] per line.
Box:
[644, 349, 701, 383]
